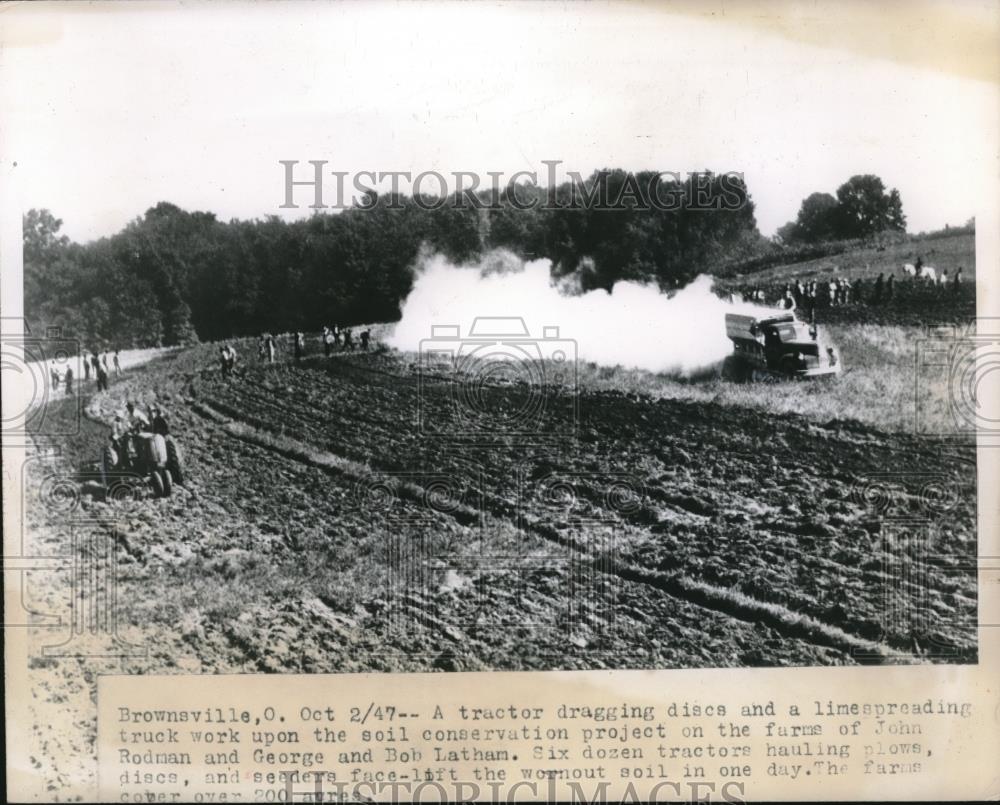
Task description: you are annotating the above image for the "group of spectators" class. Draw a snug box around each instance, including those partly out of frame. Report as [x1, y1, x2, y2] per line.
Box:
[739, 262, 966, 322]
[220, 327, 374, 378]
[49, 349, 122, 396]
[320, 325, 371, 356]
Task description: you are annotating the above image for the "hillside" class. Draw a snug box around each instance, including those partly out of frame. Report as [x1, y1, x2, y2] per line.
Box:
[715, 231, 975, 326]
[726, 231, 974, 286]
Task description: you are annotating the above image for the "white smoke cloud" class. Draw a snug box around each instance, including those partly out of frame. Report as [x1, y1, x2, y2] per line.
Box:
[387, 250, 785, 376]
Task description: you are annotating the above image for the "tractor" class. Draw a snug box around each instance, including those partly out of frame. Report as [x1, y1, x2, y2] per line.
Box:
[100, 430, 184, 498]
[722, 312, 842, 382]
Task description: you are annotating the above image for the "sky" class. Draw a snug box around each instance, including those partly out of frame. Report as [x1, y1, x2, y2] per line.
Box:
[0, 0, 997, 243]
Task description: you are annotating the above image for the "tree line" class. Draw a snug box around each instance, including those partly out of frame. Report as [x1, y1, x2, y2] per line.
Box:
[24, 171, 760, 346]
[23, 170, 904, 347]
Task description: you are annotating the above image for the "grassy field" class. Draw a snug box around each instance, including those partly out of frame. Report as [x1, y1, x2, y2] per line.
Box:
[484, 322, 952, 436]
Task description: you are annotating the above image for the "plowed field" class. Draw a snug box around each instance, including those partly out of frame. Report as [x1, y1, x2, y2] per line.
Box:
[25, 341, 977, 672]
[21, 335, 978, 791]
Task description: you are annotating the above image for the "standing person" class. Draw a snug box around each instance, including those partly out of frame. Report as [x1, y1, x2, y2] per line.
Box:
[886, 273, 894, 301]
[343, 328, 354, 350]
[939, 270, 949, 288]
[64, 366, 74, 395]
[219, 344, 236, 378]
[96, 362, 109, 392]
[360, 329, 371, 350]
[101, 352, 110, 375]
[293, 332, 303, 363]
[83, 351, 91, 382]
[50, 362, 60, 393]
[873, 273, 884, 305]
[90, 352, 100, 382]
[113, 350, 122, 377]
[953, 267, 963, 291]
[323, 327, 335, 357]
[219, 346, 230, 378]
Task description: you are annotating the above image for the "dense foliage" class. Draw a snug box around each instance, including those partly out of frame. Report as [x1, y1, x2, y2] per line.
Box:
[24, 171, 758, 347]
[776, 175, 906, 244]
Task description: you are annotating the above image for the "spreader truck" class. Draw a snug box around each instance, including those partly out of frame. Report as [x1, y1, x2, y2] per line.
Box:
[722, 312, 841, 382]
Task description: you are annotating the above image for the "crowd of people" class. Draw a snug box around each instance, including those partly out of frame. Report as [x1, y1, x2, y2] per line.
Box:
[319, 325, 371, 356]
[738, 260, 966, 323]
[48, 349, 123, 396]
[218, 327, 373, 377]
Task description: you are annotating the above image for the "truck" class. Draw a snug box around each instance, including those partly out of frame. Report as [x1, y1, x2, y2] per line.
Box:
[722, 312, 841, 382]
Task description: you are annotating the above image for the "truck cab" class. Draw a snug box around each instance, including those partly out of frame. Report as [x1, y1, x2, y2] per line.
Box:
[723, 312, 841, 381]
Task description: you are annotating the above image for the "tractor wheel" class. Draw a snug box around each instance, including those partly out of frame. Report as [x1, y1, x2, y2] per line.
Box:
[150, 470, 165, 498]
[166, 439, 184, 485]
[159, 468, 173, 497]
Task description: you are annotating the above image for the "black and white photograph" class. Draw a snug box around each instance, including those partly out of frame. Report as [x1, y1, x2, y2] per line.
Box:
[2, 1, 997, 801]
